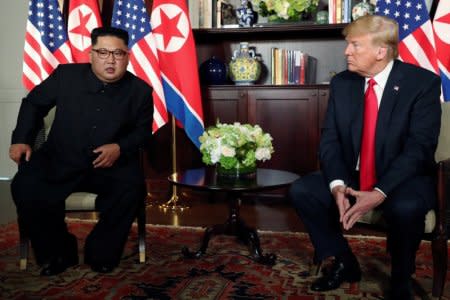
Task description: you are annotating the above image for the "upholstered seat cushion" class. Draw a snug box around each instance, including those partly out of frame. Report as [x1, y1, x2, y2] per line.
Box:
[359, 209, 436, 233]
[435, 102, 450, 163]
[65, 192, 97, 210]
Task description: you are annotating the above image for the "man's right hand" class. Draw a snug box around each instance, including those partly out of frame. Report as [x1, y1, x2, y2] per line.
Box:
[332, 185, 351, 223]
[9, 144, 32, 164]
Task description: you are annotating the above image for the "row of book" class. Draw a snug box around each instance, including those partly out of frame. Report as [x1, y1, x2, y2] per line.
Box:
[271, 48, 316, 85]
[328, 0, 352, 24]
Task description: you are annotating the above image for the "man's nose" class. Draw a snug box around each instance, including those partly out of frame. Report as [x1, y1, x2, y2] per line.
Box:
[106, 54, 116, 63]
[344, 45, 351, 56]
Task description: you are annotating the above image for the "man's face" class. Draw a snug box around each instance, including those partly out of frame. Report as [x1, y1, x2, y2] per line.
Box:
[90, 36, 129, 83]
[344, 33, 380, 77]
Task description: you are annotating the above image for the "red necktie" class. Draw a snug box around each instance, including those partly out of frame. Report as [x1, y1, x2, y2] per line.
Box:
[360, 78, 378, 191]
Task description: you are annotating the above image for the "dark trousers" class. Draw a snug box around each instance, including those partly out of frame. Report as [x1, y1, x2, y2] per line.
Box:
[11, 157, 145, 266]
[289, 171, 435, 280]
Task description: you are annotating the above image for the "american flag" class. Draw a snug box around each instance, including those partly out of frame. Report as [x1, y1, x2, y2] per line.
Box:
[22, 0, 73, 91]
[433, 0, 450, 101]
[111, 0, 168, 132]
[375, 0, 439, 75]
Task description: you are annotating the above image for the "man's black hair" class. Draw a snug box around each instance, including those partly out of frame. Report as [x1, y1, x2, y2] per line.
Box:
[91, 27, 129, 47]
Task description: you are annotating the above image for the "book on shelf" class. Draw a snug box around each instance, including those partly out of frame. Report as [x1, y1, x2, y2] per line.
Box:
[188, 0, 200, 29]
[271, 48, 316, 85]
[328, 0, 352, 24]
[197, 0, 221, 28]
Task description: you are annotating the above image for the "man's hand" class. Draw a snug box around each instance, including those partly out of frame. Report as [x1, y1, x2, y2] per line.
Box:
[332, 185, 351, 223]
[9, 144, 32, 164]
[341, 187, 386, 230]
[92, 143, 121, 168]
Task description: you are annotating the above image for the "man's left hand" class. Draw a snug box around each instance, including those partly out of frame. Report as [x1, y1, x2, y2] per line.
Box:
[341, 187, 386, 230]
[92, 143, 121, 168]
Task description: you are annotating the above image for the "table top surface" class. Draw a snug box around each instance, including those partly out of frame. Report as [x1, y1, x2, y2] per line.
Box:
[168, 168, 300, 192]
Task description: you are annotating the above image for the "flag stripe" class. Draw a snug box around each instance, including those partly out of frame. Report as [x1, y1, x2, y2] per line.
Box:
[112, 0, 169, 133]
[161, 76, 204, 148]
[23, 0, 72, 91]
[412, 25, 439, 72]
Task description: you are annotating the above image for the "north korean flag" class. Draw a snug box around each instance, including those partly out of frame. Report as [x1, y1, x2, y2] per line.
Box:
[433, 0, 450, 101]
[150, 0, 204, 148]
[68, 0, 102, 63]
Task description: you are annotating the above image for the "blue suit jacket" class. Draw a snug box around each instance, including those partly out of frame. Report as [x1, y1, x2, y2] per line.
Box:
[319, 60, 441, 196]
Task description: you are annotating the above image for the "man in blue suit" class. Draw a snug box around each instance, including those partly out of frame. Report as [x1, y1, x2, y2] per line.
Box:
[289, 15, 441, 299]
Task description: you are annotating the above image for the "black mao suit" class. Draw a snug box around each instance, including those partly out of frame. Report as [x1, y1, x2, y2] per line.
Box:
[290, 60, 441, 280]
[11, 63, 153, 266]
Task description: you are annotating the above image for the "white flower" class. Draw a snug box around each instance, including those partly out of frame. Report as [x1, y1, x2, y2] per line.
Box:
[199, 122, 274, 170]
[221, 145, 236, 157]
[255, 147, 272, 161]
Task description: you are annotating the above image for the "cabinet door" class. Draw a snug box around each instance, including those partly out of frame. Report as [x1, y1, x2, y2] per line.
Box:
[247, 87, 320, 175]
[203, 87, 248, 126]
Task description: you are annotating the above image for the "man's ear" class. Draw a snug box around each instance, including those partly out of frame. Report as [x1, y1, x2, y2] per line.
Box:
[376, 46, 388, 60]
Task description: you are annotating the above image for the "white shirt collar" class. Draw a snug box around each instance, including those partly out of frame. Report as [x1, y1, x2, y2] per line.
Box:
[366, 60, 394, 92]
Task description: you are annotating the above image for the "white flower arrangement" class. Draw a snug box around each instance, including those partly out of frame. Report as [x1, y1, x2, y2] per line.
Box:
[199, 122, 274, 171]
[251, 0, 319, 21]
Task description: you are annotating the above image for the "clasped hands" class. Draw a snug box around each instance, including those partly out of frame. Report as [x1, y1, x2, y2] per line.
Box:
[332, 185, 385, 231]
[9, 143, 120, 168]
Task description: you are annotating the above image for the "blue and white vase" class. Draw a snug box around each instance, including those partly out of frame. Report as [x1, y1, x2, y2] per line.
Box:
[236, 0, 255, 27]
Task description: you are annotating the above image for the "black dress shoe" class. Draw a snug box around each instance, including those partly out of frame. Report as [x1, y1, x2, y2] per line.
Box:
[89, 262, 116, 273]
[40, 255, 79, 276]
[40, 233, 79, 276]
[310, 256, 361, 292]
[389, 278, 413, 300]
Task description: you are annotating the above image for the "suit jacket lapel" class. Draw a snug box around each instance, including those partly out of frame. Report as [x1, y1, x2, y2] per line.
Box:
[351, 77, 365, 157]
[375, 60, 403, 161]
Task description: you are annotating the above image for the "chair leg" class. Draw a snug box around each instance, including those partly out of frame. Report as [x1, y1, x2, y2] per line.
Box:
[19, 236, 29, 271]
[137, 200, 146, 263]
[431, 234, 448, 298]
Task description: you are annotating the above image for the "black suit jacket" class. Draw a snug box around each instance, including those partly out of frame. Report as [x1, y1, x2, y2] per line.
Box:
[319, 60, 441, 196]
[12, 63, 153, 183]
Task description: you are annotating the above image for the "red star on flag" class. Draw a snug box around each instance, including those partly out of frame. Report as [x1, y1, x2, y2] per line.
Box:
[68, 0, 102, 62]
[152, 10, 184, 49]
[69, 10, 92, 40]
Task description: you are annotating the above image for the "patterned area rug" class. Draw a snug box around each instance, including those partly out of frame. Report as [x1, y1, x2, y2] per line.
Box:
[0, 220, 448, 299]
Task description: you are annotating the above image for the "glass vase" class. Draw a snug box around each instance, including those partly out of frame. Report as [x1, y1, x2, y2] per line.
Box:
[216, 163, 257, 179]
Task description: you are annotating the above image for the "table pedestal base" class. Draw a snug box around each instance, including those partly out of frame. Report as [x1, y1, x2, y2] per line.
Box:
[182, 191, 277, 265]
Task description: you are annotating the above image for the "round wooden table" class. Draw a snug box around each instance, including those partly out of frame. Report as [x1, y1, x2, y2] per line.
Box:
[168, 167, 299, 265]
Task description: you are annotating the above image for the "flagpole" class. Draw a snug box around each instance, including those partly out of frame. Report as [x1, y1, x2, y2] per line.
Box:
[159, 115, 189, 211]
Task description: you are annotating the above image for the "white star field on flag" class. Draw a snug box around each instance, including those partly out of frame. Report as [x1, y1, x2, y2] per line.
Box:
[28, 0, 67, 51]
[113, 0, 150, 45]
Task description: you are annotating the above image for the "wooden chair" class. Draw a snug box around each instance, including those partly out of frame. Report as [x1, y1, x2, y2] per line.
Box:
[18, 109, 147, 270]
[356, 102, 449, 298]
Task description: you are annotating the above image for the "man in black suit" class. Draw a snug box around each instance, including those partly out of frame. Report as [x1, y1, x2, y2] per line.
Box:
[289, 15, 441, 299]
[9, 27, 153, 276]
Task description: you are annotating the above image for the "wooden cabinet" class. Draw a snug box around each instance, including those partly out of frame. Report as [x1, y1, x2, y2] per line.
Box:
[203, 85, 329, 175]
